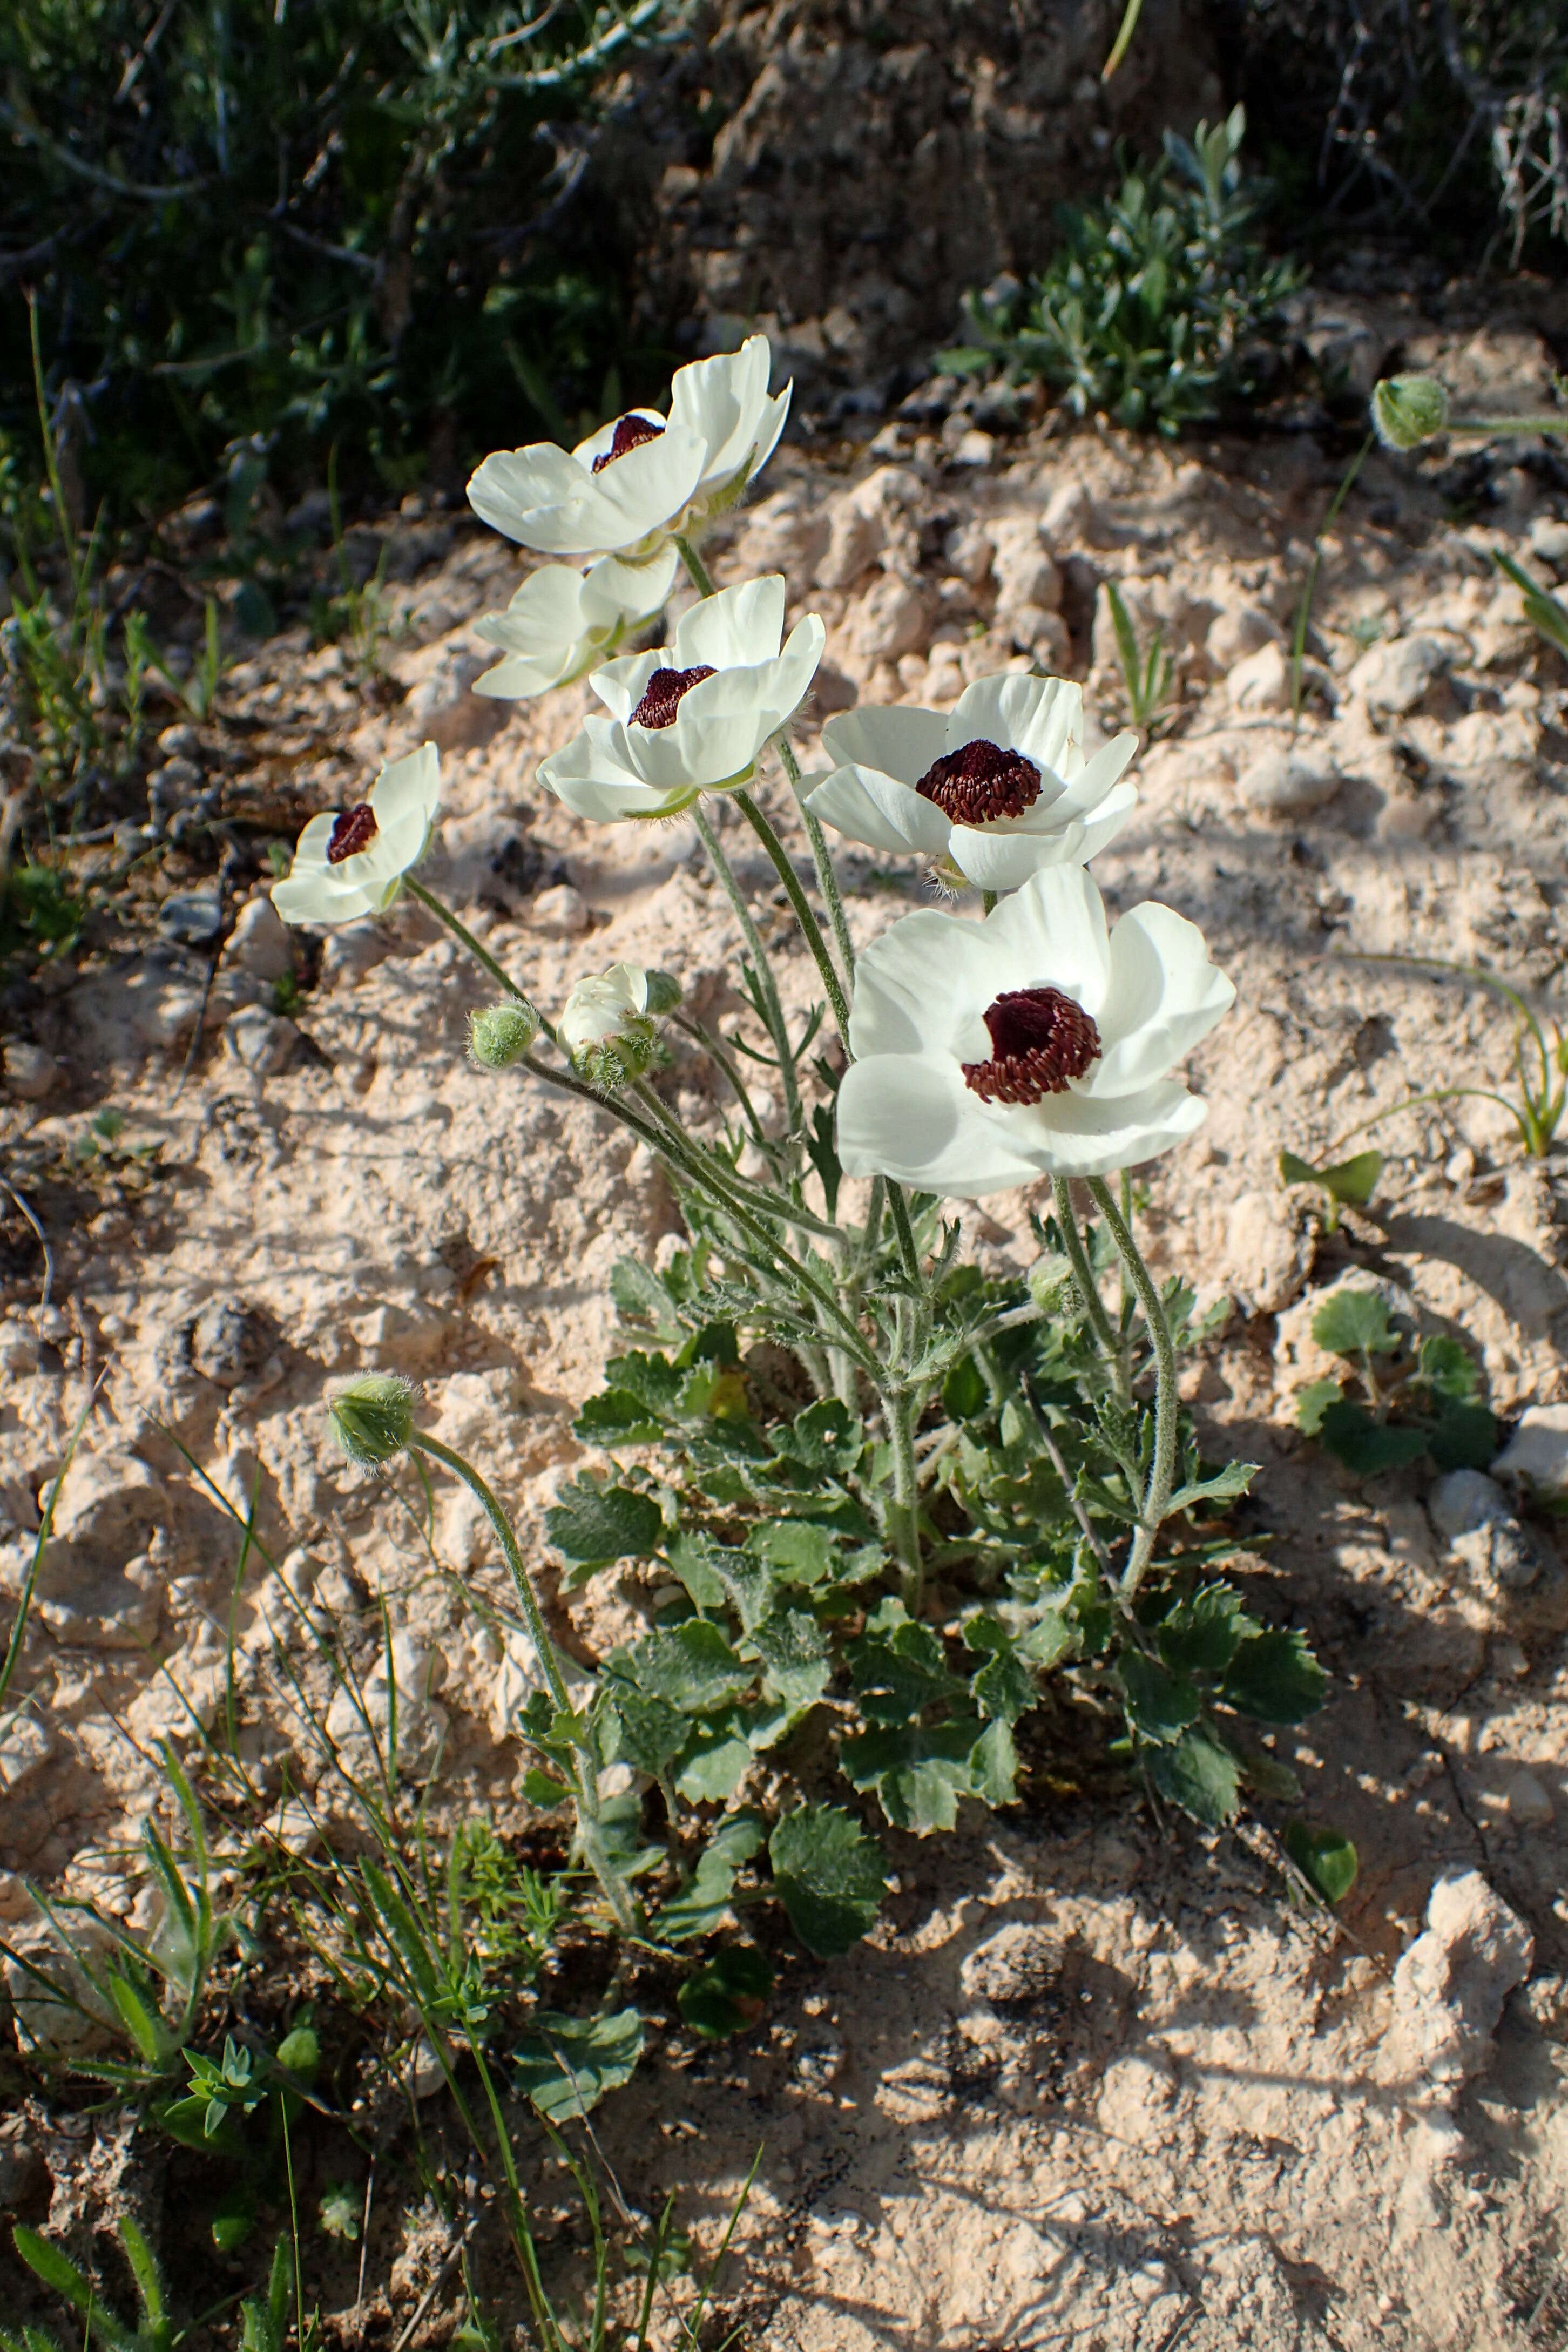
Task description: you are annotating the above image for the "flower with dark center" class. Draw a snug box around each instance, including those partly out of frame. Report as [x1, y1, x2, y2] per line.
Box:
[807, 673, 1139, 893]
[467, 334, 790, 559]
[327, 804, 378, 863]
[962, 986, 1101, 1103]
[916, 738, 1041, 826]
[539, 575, 824, 822]
[630, 664, 717, 728]
[591, 415, 666, 474]
[273, 744, 442, 927]
[835, 863, 1235, 1195]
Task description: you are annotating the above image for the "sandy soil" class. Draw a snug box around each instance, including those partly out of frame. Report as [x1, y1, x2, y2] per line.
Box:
[5, 309, 1568, 2348]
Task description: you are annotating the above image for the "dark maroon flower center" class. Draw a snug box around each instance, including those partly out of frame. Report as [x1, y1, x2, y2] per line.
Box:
[916, 738, 1041, 826]
[962, 986, 1101, 1104]
[630, 665, 716, 728]
[327, 803, 378, 863]
[591, 414, 665, 474]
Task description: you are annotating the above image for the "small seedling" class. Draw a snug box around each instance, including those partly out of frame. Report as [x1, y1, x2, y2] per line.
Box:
[1104, 580, 1173, 728]
[1283, 1820, 1358, 1903]
[1279, 1147, 1384, 1231]
[4, 2215, 173, 2352]
[1334, 952, 1568, 1160]
[1296, 1288, 1494, 1477]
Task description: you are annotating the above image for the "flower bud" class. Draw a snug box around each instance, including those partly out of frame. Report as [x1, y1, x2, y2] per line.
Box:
[330, 1373, 415, 1466]
[1028, 1250, 1078, 1316]
[643, 969, 682, 1017]
[468, 999, 540, 1070]
[1370, 374, 1450, 451]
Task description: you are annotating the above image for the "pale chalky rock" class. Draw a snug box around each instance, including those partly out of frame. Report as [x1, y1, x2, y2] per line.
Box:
[224, 1004, 299, 1076]
[224, 894, 294, 984]
[815, 490, 888, 590]
[1224, 1190, 1312, 1315]
[405, 641, 505, 751]
[158, 884, 223, 947]
[1, 1040, 59, 1101]
[1225, 641, 1292, 713]
[1347, 634, 1448, 716]
[1238, 751, 1341, 820]
[1493, 1404, 1568, 1497]
[326, 1633, 448, 1780]
[1526, 514, 1568, 573]
[959, 1921, 1059, 2010]
[529, 882, 590, 937]
[1040, 478, 1098, 548]
[989, 516, 1061, 615]
[839, 572, 930, 677]
[1507, 1772, 1555, 1828]
[1206, 605, 1280, 671]
[943, 520, 995, 587]
[1390, 1868, 1533, 2086]
[319, 922, 388, 989]
[1427, 1468, 1541, 1592]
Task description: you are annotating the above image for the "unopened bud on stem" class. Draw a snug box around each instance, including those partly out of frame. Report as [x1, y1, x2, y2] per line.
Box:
[1371, 374, 1450, 451]
[330, 1373, 415, 1466]
[468, 999, 540, 1069]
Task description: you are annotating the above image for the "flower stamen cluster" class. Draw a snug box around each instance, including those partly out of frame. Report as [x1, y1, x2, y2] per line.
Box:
[328, 803, 379, 862]
[917, 739, 1042, 825]
[630, 665, 717, 728]
[962, 986, 1101, 1103]
[592, 415, 665, 472]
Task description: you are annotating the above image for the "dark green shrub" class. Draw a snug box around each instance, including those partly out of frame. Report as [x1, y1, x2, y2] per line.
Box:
[1, 0, 692, 519]
[938, 107, 1301, 435]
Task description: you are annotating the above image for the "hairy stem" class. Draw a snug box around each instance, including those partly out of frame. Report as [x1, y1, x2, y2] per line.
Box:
[1051, 1175, 1128, 1400]
[1085, 1178, 1177, 1599]
[886, 1385, 924, 1611]
[779, 734, 856, 984]
[733, 785, 851, 1037]
[691, 801, 802, 1131]
[674, 533, 718, 598]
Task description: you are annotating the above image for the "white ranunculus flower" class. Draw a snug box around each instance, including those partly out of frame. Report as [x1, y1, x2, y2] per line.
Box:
[467, 334, 790, 560]
[272, 743, 441, 927]
[558, 962, 660, 1087]
[836, 864, 1234, 1195]
[807, 673, 1139, 891]
[537, 576, 825, 823]
[472, 546, 680, 701]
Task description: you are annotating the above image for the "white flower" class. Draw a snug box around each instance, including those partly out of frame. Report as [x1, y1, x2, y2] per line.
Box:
[271, 744, 441, 927]
[467, 334, 790, 560]
[472, 546, 680, 701]
[537, 576, 825, 822]
[558, 962, 650, 1057]
[836, 864, 1234, 1195]
[807, 674, 1138, 891]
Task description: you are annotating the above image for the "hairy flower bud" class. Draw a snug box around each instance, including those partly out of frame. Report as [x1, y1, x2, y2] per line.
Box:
[1028, 1250, 1079, 1316]
[468, 999, 540, 1070]
[643, 969, 683, 1016]
[1371, 374, 1450, 451]
[558, 961, 664, 1086]
[330, 1373, 415, 1466]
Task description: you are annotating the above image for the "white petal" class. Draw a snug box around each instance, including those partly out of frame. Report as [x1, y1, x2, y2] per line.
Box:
[580, 544, 680, 627]
[668, 336, 771, 486]
[370, 742, 441, 833]
[1087, 903, 1235, 1097]
[983, 864, 1114, 1016]
[467, 443, 585, 544]
[836, 1054, 1042, 1196]
[591, 648, 664, 725]
[821, 704, 950, 787]
[1049, 731, 1139, 818]
[806, 766, 933, 857]
[576, 427, 706, 549]
[949, 673, 1077, 773]
[772, 612, 827, 714]
[847, 907, 1017, 1063]
[675, 575, 786, 669]
[1008, 1078, 1210, 1177]
[538, 722, 680, 822]
[945, 780, 1137, 888]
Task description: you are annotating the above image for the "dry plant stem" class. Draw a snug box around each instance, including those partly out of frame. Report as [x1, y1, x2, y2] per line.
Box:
[1085, 1177, 1177, 1599]
[408, 1430, 637, 1935]
[1050, 1175, 1129, 1398]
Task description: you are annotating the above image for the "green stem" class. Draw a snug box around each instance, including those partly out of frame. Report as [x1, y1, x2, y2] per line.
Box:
[1050, 1175, 1127, 1398]
[691, 801, 802, 1132]
[982, 890, 998, 917]
[733, 785, 851, 1037]
[411, 1432, 569, 1711]
[1085, 1178, 1177, 1599]
[887, 1181, 923, 1292]
[779, 734, 856, 984]
[1290, 432, 1371, 728]
[1450, 414, 1568, 438]
[405, 877, 544, 1026]
[674, 533, 718, 598]
[887, 1386, 923, 1611]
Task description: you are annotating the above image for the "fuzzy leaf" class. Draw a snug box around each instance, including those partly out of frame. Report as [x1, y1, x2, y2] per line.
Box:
[678, 1945, 775, 2039]
[545, 1479, 663, 1567]
[1166, 1461, 1257, 1515]
[1310, 1289, 1399, 1357]
[512, 2008, 644, 2121]
[846, 1620, 963, 1725]
[1221, 1630, 1327, 1724]
[1119, 1652, 1201, 1743]
[1144, 1731, 1242, 1826]
[1157, 1584, 1254, 1677]
[769, 1806, 887, 1957]
[838, 1719, 986, 1834]
[1295, 1377, 1344, 1438]
[1316, 1400, 1427, 1477]
[942, 1355, 990, 1420]
[1428, 1402, 1497, 1473]
[615, 1619, 754, 1713]
[610, 1258, 683, 1340]
[749, 1607, 832, 1711]
[775, 1398, 862, 1475]
[654, 1812, 766, 1944]
[748, 1518, 836, 1585]
[672, 1713, 756, 1804]
[1416, 1333, 1480, 1403]
[1283, 1820, 1359, 1903]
